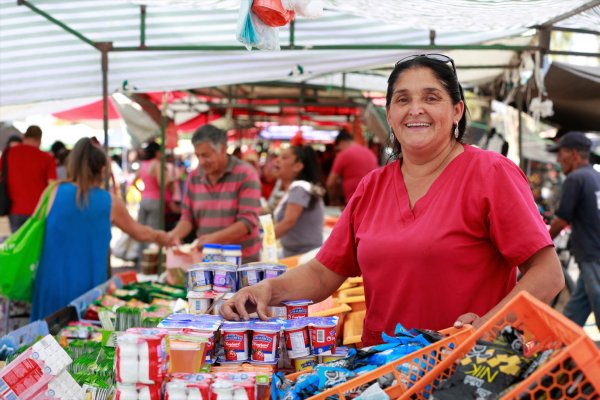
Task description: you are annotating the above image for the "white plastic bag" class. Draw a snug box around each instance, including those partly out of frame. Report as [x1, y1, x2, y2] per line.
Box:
[112, 233, 138, 261]
[236, 0, 259, 50]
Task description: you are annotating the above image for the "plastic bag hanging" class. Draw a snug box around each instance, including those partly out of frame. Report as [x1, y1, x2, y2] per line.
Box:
[249, 8, 281, 51]
[236, 0, 259, 50]
[252, 0, 294, 27]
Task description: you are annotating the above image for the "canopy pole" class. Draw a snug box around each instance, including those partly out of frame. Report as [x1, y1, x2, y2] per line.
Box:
[99, 42, 111, 279]
[140, 5, 147, 48]
[517, 67, 524, 171]
[158, 92, 167, 275]
[289, 19, 295, 49]
[17, 0, 96, 47]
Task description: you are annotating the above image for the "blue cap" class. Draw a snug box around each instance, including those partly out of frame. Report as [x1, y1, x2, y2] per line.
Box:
[547, 131, 592, 153]
[222, 244, 242, 250]
[204, 243, 222, 249]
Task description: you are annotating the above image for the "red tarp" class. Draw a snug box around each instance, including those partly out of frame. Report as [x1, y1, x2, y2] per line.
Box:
[52, 98, 120, 120]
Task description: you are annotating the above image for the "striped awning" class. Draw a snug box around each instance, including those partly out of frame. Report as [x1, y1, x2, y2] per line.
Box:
[0, 0, 597, 108]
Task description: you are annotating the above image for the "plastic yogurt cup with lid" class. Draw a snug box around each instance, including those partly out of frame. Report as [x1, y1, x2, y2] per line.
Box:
[283, 319, 311, 359]
[319, 346, 349, 364]
[187, 264, 213, 292]
[250, 321, 282, 363]
[212, 262, 239, 292]
[220, 322, 250, 362]
[187, 291, 216, 315]
[260, 263, 287, 280]
[293, 355, 318, 372]
[282, 300, 313, 319]
[237, 264, 263, 289]
[222, 244, 242, 268]
[308, 317, 338, 355]
[202, 243, 222, 262]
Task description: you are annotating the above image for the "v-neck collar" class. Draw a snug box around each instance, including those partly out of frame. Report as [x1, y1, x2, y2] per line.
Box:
[393, 143, 468, 220]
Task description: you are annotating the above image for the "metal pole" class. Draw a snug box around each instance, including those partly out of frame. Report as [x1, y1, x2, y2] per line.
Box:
[110, 43, 539, 52]
[140, 5, 147, 48]
[158, 93, 167, 274]
[517, 74, 524, 171]
[99, 43, 111, 279]
[17, 0, 96, 47]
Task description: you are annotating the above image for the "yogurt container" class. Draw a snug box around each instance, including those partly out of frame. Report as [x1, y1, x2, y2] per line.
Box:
[187, 265, 213, 292]
[283, 319, 311, 358]
[293, 355, 317, 372]
[202, 244, 223, 262]
[222, 244, 242, 268]
[238, 264, 262, 288]
[187, 291, 214, 314]
[308, 317, 338, 355]
[250, 322, 281, 362]
[282, 300, 313, 319]
[220, 322, 250, 362]
[212, 263, 238, 292]
[320, 347, 349, 364]
[261, 263, 287, 280]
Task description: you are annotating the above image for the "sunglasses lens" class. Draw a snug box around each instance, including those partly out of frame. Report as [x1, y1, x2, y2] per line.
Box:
[395, 53, 456, 75]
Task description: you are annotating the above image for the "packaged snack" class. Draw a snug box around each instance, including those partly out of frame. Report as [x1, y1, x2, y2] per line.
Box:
[0, 335, 74, 400]
[432, 338, 532, 399]
[116, 329, 169, 385]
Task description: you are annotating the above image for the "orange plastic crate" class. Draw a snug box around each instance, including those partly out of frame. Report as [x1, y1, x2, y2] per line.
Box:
[400, 291, 600, 399]
[283, 326, 473, 400]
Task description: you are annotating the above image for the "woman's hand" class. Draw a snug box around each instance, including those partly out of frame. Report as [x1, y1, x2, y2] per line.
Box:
[220, 282, 272, 321]
[453, 312, 484, 329]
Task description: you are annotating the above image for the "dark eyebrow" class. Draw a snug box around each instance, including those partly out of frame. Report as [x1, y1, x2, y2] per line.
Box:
[393, 87, 444, 95]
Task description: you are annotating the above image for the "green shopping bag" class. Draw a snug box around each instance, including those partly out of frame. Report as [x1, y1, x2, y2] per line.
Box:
[0, 183, 54, 302]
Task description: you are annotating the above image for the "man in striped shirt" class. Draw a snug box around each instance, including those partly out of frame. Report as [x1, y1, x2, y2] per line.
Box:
[168, 125, 261, 262]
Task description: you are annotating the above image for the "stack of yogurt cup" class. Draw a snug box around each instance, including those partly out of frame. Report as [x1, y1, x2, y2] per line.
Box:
[186, 243, 243, 315]
[280, 300, 346, 372]
[115, 328, 169, 400]
[219, 319, 284, 366]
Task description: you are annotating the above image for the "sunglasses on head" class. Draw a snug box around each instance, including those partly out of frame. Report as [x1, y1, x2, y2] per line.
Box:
[395, 53, 457, 76]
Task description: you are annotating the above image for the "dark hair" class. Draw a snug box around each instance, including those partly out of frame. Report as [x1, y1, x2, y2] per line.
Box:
[5, 135, 22, 149]
[191, 124, 227, 150]
[143, 141, 161, 160]
[334, 129, 353, 146]
[50, 140, 66, 158]
[291, 145, 322, 185]
[385, 56, 468, 158]
[67, 138, 107, 207]
[24, 125, 42, 140]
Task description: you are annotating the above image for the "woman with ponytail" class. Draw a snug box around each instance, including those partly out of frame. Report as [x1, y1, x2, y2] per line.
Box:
[31, 138, 169, 320]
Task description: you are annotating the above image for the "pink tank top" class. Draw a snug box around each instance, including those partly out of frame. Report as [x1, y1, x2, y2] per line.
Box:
[140, 160, 161, 200]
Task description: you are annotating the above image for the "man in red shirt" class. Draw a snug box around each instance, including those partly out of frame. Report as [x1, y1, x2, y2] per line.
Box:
[0, 125, 56, 232]
[326, 130, 378, 205]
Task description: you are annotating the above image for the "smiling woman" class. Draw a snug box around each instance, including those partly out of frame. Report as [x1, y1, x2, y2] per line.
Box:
[220, 54, 564, 347]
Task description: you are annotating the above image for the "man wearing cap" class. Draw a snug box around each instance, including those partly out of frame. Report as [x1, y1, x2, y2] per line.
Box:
[548, 131, 600, 330]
